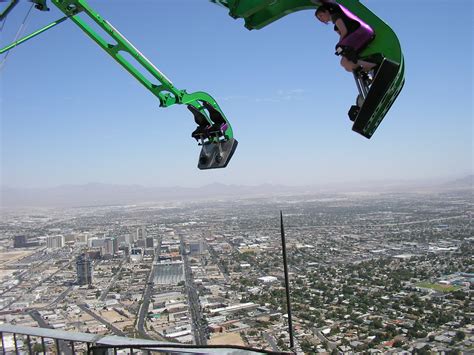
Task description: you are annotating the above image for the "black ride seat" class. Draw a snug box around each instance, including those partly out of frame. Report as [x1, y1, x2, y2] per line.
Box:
[202, 101, 226, 126]
[188, 105, 210, 140]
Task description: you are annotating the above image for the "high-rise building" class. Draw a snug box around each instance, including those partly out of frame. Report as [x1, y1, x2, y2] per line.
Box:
[46, 235, 65, 249]
[146, 236, 154, 248]
[103, 237, 118, 256]
[13, 235, 40, 248]
[103, 239, 113, 256]
[13, 235, 28, 248]
[76, 254, 93, 285]
[113, 238, 118, 253]
[136, 226, 146, 240]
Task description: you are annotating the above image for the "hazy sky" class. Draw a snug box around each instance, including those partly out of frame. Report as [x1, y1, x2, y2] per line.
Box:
[1, 0, 472, 188]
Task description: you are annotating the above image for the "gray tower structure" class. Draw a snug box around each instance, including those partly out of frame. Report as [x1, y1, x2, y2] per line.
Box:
[76, 253, 93, 285]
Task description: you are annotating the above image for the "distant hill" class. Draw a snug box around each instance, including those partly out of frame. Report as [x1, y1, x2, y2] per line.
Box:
[444, 174, 473, 189]
[1, 175, 472, 208]
[0, 183, 309, 208]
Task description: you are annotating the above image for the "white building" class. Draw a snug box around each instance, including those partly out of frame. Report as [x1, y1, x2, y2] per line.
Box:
[258, 276, 278, 284]
[46, 235, 64, 249]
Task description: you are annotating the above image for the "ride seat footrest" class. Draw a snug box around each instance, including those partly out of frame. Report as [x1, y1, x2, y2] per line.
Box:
[351, 59, 400, 138]
[198, 138, 238, 170]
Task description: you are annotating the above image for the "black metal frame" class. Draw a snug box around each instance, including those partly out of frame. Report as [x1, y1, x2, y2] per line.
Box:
[0, 327, 293, 355]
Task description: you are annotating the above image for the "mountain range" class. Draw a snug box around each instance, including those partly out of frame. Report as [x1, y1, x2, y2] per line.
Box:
[1, 175, 472, 208]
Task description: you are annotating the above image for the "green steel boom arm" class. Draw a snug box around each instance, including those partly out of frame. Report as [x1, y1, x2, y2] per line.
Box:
[1, 0, 237, 168]
[49, 0, 234, 139]
[51, 0, 183, 108]
[1, 0, 234, 143]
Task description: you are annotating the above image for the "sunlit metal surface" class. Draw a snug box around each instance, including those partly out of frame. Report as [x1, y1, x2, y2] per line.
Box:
[0, 324, 288, 354]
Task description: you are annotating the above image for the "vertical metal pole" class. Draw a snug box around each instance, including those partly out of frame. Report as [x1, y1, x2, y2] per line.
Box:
[129, 347, 134, 355]
[13, 333, 18, 355]
[55, 338, 60, 354]
[353, 72, 366, 99]
[41, 337, 46, 355]
[361, 78, 369, 97]
[280, 211, 294, 350]
[70, 340, 75, 354]
[26, 335, 32, 354]
[0, 332, 5, 355]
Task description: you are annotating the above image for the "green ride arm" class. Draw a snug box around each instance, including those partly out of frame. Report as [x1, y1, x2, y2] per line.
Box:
[218, 0, 402, 62]
[49, 0, 234, 139]
[0, 0, 19, 21]
[51, 0, 182, 107]
[214, 0, 404, 138]
[214, 0, 403, 67]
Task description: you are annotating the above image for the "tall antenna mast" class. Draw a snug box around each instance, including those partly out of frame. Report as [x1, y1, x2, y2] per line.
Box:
[280, 211, 294, 350]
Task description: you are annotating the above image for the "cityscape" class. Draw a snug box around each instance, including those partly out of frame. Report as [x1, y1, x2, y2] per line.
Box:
[0, 183, 472, 354]
[1, 0, 472, 354]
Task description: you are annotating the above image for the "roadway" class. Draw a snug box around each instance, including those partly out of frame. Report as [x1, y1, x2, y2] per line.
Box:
[0, 260, 74, 312]
[78, 304, 125, 336]
[135, 237, 167, 340]
[29, 310, 52, 329]
[263, 333, 279, 352]
[29, 310, 71, 354]
[99, 259, 125, 301]
[180, 234, 208, 345]
[313, 327, 338, 351]
[40, 285, 74, 310]
[206, 243, 230, 283]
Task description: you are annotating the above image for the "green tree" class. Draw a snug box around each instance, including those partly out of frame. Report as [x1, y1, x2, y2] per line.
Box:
[33, 343, 45, 353]
[455, 330, 465, 341]
[394, 340, 404, 347]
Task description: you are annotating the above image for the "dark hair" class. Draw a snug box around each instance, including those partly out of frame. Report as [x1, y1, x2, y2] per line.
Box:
[315, 4, 330, 16]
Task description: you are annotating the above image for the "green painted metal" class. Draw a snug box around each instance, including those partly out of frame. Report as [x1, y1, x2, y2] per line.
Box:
[228, 0, 275, 19]
[364, 59, 405, 137]
[217, 0, 403, 64]
[214, 0, 405, 138]
[0, 0, 19, 21]
[0, 16, 68, 55]
[51, 0, 184, 106]
[182, 91, 235, 139]
[337, 0, 405, 137]
[24, 0, 234, 140]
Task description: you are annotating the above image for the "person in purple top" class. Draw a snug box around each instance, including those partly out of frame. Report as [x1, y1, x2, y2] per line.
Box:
[315, 1, 377, 74]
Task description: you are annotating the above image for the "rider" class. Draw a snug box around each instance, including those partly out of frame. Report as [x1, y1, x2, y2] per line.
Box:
[315, 2, 377, 73]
